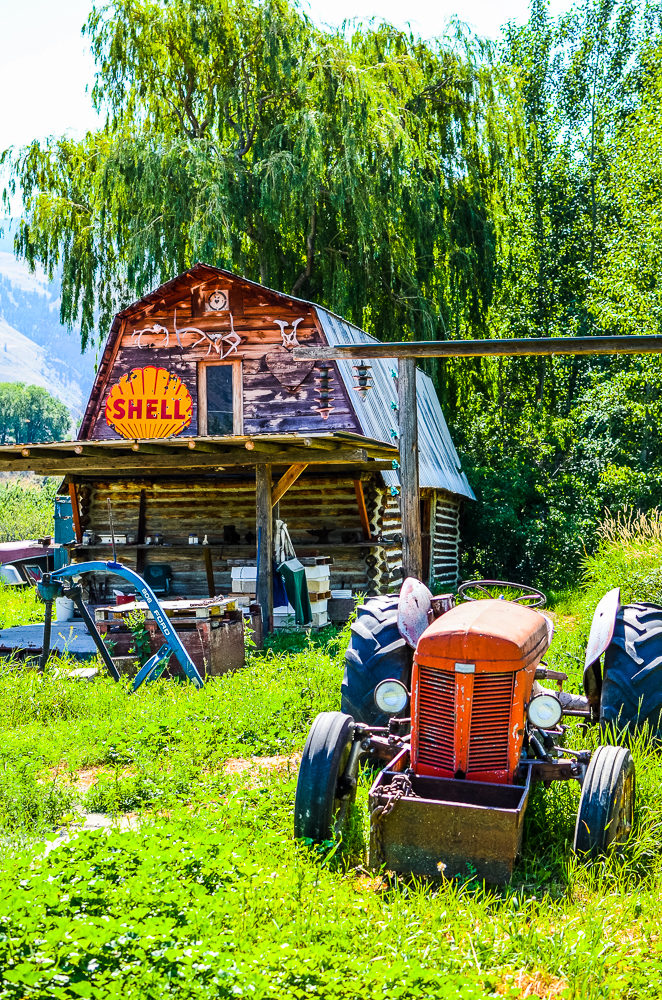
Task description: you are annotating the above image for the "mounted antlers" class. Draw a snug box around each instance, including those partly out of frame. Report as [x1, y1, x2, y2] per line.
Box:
[275, 317, 305, 348]
[129, 311, 242, 358]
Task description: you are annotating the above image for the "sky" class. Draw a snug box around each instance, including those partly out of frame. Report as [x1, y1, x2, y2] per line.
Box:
[0, 0, 574, 157]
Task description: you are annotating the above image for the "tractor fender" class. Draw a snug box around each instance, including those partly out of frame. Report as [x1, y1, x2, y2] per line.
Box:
[583, 587, 620, 712]
[397, 577, 433, 649]
[585, 587, 621, 670]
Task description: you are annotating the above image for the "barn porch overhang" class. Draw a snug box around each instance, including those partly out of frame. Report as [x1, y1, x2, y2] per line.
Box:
[0, 432, 398, 476]
[1, 432, 398, 635]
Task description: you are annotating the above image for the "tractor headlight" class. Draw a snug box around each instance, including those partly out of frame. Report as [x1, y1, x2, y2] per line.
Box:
[527, 693, 563, 729]
[374, 679, 409, 716]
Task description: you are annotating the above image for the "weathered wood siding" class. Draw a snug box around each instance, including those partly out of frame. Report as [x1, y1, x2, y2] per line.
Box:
[75, 474, 396, 598]
[85, 277, 360, 441]
[430, 490, 461, 590]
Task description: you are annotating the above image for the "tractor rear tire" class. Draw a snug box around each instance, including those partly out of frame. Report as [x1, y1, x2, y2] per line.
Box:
[341, 595, 413, 727]
[573, 745, 635, 858]
[294, 711, 358, 844]
[602, 602, 662, 735]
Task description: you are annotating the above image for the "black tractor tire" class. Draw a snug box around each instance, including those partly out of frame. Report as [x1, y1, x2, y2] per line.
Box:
[294, 711, 358, 843]
[573, 745, 636, 858]
[602, 602, 662, 734]
[340, 595, 414, 727]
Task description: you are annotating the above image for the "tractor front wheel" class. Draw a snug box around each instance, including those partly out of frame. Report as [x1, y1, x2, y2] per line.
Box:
[294, 711, 359, 844]
[573, 745, 635, 858]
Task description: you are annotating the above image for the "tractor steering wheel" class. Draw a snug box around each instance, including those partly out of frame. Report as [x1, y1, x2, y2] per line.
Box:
[457, 579, 547, 609]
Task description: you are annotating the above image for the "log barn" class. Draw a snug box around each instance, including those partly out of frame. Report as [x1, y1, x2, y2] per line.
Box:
[0, 264, 474, 630]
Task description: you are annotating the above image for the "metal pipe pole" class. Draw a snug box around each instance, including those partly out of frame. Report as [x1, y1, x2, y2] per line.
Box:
[256, 464, 274, 636]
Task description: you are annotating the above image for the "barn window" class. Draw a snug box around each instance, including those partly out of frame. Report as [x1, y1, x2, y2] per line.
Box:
[198, 362, 243, 435]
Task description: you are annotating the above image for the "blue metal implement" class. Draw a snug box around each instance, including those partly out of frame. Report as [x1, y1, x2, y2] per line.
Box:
[132, 643, 171, 691]
[39, 560, 205, 689]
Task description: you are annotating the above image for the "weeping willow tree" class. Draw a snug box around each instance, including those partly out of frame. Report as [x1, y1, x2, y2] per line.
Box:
[2, 0, 505, 364]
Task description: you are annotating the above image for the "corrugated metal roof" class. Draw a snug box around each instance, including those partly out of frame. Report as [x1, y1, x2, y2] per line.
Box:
[316, 309, 475, 499]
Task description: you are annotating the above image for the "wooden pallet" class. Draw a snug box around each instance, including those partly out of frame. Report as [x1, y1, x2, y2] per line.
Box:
[95, 596, 237, 623]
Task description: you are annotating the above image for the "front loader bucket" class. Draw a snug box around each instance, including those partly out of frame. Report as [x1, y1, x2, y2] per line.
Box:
[369, 751, 531, 883]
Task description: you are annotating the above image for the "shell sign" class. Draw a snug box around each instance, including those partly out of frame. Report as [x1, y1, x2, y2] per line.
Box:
[105, 367, 193, 439]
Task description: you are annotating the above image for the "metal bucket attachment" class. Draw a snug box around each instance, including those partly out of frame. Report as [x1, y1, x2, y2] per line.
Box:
[369, 751, 531, 883]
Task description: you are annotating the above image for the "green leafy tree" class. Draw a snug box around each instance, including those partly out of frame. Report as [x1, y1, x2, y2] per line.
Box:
[486, 0, 650, 419]
[593, 38, 662, 333]
[0, 383, 71, 444]
[2, 0, 505, 354]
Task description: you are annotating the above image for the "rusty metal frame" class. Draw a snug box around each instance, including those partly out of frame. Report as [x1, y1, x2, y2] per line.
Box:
[356, 723, 591, 882]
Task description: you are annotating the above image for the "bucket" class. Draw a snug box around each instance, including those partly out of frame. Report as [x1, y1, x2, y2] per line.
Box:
[368, 749, 531, 883]
[55, 597, 76, 622]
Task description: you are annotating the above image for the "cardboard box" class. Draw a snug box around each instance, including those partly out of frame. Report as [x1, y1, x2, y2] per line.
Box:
[304, 564, 331, 581]
[231, 566, 257, 594]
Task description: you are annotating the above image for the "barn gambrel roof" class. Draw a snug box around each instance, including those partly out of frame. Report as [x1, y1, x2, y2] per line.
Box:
[80, 264, 474, 500]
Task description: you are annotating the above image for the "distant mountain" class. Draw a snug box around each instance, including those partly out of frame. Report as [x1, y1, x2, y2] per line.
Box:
[0, 224, 97, 424]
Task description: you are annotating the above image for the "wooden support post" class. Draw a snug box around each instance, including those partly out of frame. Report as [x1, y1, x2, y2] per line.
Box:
[136, 489, 147, 577]
[398, 357, 422, 581]
[203, 545, 216, 598]
[272, 463, 309, 506]
[353, 480, 371, 540]
[256, 464, 273, 636]
[68, 481, 82, 543]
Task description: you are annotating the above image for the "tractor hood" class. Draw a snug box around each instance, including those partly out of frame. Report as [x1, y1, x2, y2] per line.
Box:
[416, 599, 550, 668]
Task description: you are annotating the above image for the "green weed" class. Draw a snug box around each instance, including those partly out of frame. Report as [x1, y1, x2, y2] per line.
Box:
[1, 567, 662, 997]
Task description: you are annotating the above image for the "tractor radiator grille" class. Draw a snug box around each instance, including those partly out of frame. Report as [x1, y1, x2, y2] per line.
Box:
[467, 672, 514, 774]
[416, 667, 455, 770]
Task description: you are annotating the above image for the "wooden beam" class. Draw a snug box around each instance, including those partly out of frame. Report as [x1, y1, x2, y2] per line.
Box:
[256, 465, 273, 636]
[0, 447, 380, 475]
[233, 362, 244, 434]
[21, 445, 84, 459]
[353, 480, 371, 541]
[398, 357, 422, 581]
[68, 481, 82, 543]
[128, 442, 188, 456]
[292, 334, 662, 361]
[272, 464, 309, 506]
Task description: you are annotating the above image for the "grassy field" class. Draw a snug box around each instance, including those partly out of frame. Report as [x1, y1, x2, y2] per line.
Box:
[1, 515, 662, 998]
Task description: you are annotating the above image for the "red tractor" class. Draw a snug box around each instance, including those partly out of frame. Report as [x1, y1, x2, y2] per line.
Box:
[294, 579, 657, 881]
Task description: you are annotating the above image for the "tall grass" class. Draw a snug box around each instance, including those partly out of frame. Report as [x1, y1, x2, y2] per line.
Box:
[582, 507, 662, 606]
[0, 477, 59, 541]
[547, 508, 662, 685]
[0, 581, 43, 628]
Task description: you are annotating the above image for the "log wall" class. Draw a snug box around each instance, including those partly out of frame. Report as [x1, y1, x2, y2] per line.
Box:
[74, 479, 462, 600]
[430, 489, 462, 590]
[74, 473, 405, 599]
